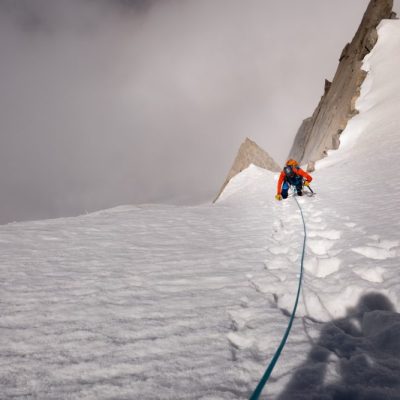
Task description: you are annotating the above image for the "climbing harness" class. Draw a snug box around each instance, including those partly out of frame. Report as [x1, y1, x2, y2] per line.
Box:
[249, 194, 307, 400]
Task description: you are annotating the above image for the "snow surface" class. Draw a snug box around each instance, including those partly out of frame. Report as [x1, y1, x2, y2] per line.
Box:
[1, 20, 400, 400]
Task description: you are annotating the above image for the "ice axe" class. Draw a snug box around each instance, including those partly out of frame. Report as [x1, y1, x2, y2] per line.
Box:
[305, 184, 315, 195]
[303, 181, 315, 195]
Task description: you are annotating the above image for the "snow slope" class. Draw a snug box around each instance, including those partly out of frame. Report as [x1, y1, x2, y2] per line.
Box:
[1, 20, 400, 400]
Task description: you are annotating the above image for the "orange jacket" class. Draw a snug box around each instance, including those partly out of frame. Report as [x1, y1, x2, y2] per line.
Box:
[277, 167, 312, 195]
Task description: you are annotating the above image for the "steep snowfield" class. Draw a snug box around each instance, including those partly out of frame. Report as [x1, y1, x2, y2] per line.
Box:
[1, 20, 400, 400]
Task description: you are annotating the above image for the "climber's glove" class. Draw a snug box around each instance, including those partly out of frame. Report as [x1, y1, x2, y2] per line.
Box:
[275, 194, 282, 201]
[304, 181, 310, 187]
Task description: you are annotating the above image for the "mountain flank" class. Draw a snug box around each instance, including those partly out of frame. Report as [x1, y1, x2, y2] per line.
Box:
[288, 0, 395, 170]
[213, 138, 280, 202]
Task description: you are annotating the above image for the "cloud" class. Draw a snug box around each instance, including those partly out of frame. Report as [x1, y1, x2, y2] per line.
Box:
[0, 0, 382, 223]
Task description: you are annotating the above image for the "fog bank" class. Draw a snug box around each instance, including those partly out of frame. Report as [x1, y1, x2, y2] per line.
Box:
[1, 0, 388, 223]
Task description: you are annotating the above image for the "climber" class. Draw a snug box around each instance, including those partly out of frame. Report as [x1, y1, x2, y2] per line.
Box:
[275, 159, 312, 200]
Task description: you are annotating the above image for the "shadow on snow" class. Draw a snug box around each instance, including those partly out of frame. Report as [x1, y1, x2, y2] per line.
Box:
[277, 292, 400, 400]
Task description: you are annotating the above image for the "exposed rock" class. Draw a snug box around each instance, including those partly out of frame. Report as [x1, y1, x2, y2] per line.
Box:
[288, 0, 393, 166]
[365, 28, 379, 52]
[350, 69, 368, 116]
[288, 117, 312, 163]
[306, 161, 315, 172]
[324, 79, 332, 95]
[213, 138, 280, 202]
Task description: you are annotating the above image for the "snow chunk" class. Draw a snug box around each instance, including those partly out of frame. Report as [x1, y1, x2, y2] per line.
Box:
[352, 246, 396, 260]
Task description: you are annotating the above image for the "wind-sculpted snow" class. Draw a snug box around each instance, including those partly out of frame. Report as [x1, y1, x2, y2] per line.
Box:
[0, 189, 289, 399]
[1, 18, 400, 400]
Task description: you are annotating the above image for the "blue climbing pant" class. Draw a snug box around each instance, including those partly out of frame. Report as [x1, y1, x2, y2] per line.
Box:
[281, 179, 303, 199]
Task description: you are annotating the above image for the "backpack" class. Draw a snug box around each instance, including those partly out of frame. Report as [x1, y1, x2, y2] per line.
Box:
[284, 165, 295, 178]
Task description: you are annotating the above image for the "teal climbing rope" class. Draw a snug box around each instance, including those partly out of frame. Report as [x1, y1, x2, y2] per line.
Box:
[249, 195, 307, 400]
